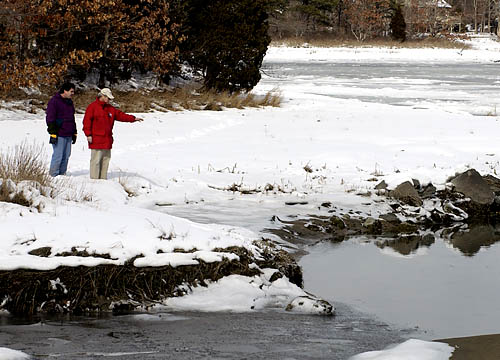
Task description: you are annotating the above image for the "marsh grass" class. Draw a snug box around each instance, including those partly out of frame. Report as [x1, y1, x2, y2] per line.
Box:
[0, 141, 91, 206]
[272, 36, 470, 49]
[0, 142, 51, 187]
[2, 86, 282, 114]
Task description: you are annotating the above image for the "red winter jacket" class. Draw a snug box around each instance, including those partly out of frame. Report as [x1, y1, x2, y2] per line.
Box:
[83, 98, 137, 149]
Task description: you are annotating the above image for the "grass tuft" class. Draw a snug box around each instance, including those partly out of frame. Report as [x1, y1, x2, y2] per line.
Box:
[0, 141, 51, 187]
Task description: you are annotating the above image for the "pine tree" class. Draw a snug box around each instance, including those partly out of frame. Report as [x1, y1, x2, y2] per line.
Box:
[390, 2, 406, 42]
[295, 0, 339, 28]
[181, 0, 270, 92]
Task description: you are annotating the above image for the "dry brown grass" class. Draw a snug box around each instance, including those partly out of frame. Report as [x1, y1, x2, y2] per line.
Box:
[272, 36, 470, 49]
[0, 141, 51, 187]
[1, 86, 282, 114]
[0, 141, 52, 206]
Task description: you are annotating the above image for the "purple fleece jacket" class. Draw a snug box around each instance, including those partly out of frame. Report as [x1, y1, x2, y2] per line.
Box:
[45, 93, 76, 137]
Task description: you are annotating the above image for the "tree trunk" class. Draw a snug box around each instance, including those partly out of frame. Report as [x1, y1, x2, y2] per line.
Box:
[98, 26, 111, 88]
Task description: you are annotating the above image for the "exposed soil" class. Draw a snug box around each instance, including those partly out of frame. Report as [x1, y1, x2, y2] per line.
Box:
[0, 243, 301, 316]
[436, 334, 500, 360]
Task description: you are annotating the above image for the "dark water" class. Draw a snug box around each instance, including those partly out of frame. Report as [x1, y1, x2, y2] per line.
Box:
[300, 228, 500, 340]
[0, 305, 410, 359]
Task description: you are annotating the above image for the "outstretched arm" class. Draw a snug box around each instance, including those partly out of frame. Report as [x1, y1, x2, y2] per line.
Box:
[115, 109, 138, 123]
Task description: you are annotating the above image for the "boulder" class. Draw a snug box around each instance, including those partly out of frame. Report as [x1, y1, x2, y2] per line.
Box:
[379, 213, 400, 223]
[483, 174, 500, 195]
[450, 169, 494, 205]
[419, 183, 437, 199]
[389, 181, 423, 207]
[375, 180, 388, 190]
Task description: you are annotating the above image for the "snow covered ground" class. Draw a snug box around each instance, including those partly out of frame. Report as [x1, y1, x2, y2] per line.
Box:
[2, 34, 500, 358]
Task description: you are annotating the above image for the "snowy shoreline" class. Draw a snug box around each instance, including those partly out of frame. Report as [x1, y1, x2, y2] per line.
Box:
[2, 36, 500, 359]
[265, 34, 500, 63]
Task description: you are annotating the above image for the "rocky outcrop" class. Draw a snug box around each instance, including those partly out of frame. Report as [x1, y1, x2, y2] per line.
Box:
[450, 169, 494, 205]
[389, 181, 423, 207]
[269, 169, 500, 258]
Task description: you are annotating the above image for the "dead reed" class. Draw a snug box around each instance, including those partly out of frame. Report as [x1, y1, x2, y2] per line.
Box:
[272, 36, 470, 49]
[0, 141, 51, 187]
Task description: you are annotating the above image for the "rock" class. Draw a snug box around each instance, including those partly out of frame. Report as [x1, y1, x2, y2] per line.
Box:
[375, 180, 388, 190]
[450, 169, 494, 205]
[285, 295, 334, 315]
[428, 209, 457, 225]
[483, 174, 500, 195]
[28, 247, 52, 257]
[389, 181, 423, 207]
[443, 201, 468, 220]
[362, 217, 382, 235]
[420, 183, 437, 199]
[329, 215, 346, 230]
[412, 178, 421, 189]
[269, 271, 284, 283]
[285, 201, 308, 206]
[363, 217, 377, 227]
[389, 203, 401, 211]
[379, 213, 400, 223]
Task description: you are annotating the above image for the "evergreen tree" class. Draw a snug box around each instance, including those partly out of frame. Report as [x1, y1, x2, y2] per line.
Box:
[181, 0, 270, 92]
[390, 2, 406, 42]
[295, 0, 339, 28]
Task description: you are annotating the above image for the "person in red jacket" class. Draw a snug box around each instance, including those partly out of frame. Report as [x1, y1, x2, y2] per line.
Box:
[82, 88, 143, 179]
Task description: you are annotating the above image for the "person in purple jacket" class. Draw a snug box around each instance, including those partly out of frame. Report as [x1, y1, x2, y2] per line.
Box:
[46, 82, 77, 176]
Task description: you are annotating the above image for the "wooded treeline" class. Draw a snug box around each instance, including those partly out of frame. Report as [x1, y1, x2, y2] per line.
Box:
[270, 0, 499, 40]
[1, 0, 498, 95]
[0, 0, 270, 94]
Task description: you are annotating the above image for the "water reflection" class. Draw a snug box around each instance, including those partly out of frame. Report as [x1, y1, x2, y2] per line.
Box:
[441, 225, 500, 256]
[376, 234, 435, 256]
[300, 234, 500, 339]
[372, 225, 500, 257]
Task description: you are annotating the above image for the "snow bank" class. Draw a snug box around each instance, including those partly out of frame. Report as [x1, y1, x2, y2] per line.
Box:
[159, 269, 333, 315]
[267, 34, 500, 63]
[0, 348, 30, 360]
[349, 339, 454, 360]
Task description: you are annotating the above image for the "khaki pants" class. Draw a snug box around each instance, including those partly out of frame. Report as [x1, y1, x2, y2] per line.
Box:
[90, 149, 111, 179]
